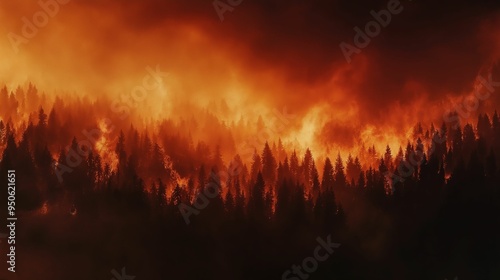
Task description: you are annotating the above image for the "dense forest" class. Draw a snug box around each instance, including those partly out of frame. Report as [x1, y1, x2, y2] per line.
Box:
[1, 85, 500, 279]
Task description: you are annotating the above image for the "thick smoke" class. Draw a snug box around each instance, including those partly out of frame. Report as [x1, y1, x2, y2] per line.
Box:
[1, 0, 499, 153]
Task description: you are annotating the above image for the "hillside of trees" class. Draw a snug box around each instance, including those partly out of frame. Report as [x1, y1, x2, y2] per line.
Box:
[0, 85, 500, 279]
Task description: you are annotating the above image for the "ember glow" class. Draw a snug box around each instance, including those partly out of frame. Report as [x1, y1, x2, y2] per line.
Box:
[1, 0, 500, 279]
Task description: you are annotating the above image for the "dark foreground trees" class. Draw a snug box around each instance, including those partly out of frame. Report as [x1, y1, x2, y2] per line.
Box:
[1, 94, 500, 279]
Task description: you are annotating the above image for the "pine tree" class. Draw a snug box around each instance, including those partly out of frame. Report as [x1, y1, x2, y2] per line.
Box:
[384, 145, 393, 170]
[261, 142, 277, 186]
[250, 149, 262, 183]
[157, 179, 167, 209]
[462, 123, 476, 163]
[197, 165, 206, 194]
[302, 149, 314, 189]
[290, 150, 299, 181]
[346, 154, 356, 183]
[150, 143, 167, 182]
[321, 157, 334, 192]
[38, 107, 47, 127]
[311, 160, 321, 200]
[452, 127, 463, 155]
[334, 154, 347, 189]
[115, 131, 127, 186]
[249, 172, 266, 221]
[171, 184, 183, 206]
[357, 170, 366, 189]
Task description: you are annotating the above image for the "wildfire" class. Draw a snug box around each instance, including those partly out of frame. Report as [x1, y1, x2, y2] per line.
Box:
[95, 119, 118, 170]
[0, 0, 498, 194]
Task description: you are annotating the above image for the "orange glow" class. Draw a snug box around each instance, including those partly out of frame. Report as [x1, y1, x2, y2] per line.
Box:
[0, 1, 499, 188]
